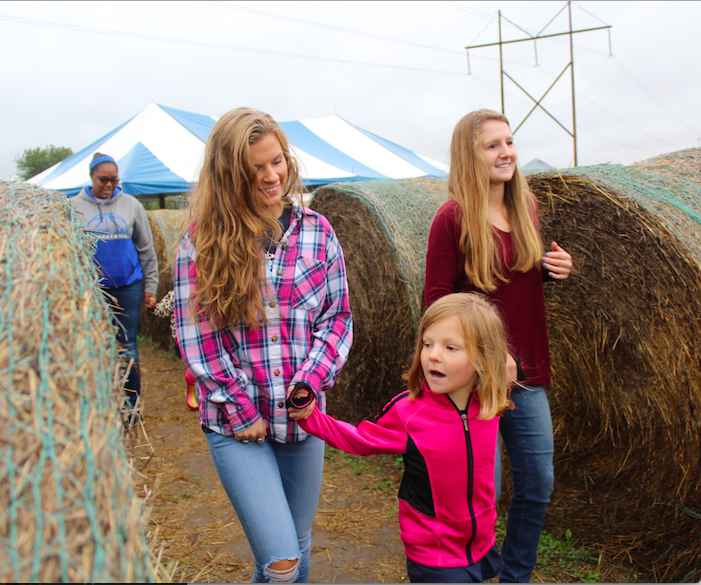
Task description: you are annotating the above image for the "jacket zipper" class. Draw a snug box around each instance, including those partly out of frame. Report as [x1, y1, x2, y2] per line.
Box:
[449, 394, 476, 565]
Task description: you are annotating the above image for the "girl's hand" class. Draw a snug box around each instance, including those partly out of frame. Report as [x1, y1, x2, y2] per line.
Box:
[287, 385, 317, 420]
[234, 417, 268, 444]
[543, 241, 573, 280]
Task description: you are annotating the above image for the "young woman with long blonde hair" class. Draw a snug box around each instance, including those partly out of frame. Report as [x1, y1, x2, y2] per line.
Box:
[425, 109, 573, 583]
[173, 107, 353, 583]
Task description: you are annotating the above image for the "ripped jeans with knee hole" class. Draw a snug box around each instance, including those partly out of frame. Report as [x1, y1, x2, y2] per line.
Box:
[205, 431, 325, 582]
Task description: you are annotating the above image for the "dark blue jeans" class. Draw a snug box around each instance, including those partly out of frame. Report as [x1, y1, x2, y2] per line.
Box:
[495, 385, 554, 583]
[105, 280, 143, 409]
[406, 545, 501, 583]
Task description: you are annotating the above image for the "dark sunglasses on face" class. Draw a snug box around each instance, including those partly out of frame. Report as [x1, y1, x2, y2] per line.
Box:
[96, 176, 119, 185]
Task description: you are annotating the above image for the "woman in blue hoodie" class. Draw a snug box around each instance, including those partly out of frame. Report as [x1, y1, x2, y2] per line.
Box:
[71, 153, 158, 418]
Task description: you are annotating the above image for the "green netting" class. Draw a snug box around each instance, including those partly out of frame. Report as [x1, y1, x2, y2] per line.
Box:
[0, 181, 153, 582]
[563, 163, 701, 262]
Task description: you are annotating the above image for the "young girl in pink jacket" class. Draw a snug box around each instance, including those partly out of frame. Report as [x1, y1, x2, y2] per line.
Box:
[290, 293, 513, 583]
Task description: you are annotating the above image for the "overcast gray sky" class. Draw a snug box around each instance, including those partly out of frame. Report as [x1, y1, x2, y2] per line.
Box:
[2, 0, 700, 181]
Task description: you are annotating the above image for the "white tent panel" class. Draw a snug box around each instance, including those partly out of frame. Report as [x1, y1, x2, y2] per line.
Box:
[290, 145, 357, 181]
[138, 104, 210, 183]
[300, 116, 429, 179]
[416, 152, 450, 174]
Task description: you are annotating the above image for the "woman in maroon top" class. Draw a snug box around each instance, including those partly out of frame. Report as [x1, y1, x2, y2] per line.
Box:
[425, 110, 573, 583]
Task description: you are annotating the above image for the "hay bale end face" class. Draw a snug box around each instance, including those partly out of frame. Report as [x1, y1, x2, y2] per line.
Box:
[528, 161, 701, 582]
[0, 181, 152, 582]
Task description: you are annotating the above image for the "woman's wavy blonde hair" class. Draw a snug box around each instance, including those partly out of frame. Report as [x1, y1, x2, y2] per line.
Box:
[448, 109, 543, 292]
[184, 107, 303, 330]
[404, 293, 513, 419]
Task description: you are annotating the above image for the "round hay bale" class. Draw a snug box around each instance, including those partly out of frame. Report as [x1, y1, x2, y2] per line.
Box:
[310, 178, 448, 421]
[632, 146, 701, 185]
[528, 159, 701, 582]
[0, 181, 153, 582]
[139, 210, 187, 351]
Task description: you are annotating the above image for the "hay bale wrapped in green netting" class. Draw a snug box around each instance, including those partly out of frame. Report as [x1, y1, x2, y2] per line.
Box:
[0, 181, 153, 582]
[632, 146, 701, 184]
[310, 178, 448, 421]
[527, 159, 701, 582]
[139, 210, 187, 351]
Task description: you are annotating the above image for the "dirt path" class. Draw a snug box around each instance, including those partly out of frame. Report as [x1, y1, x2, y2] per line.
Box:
[135, 340, 408, 583]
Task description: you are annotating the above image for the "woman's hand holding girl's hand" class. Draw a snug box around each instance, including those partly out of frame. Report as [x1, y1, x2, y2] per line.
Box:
[286, 385, 317, 420]
[234, 417, 268, 444]
[543, 241, 573, 280]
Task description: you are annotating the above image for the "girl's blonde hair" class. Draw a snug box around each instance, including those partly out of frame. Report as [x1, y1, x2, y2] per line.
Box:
[184, 107, 303, 330]
[404, 293, 513, 419]
[448, 109, 543, 292]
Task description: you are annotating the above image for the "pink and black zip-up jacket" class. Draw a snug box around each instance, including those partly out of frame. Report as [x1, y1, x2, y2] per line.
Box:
[298, 387, 499, 568]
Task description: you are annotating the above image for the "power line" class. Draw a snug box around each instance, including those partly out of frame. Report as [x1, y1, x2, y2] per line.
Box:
[0, 13, 468, 77]
[531, 62, 684, 149]
[203, 1, 465, 55]
[204, 1, 542, 69]
[607, 55, 701, 137]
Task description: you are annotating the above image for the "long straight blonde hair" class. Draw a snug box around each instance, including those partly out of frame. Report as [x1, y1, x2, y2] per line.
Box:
[404, 293, 513, 419]
[448, 109, 543, 292]
[184, 107, 302, 330]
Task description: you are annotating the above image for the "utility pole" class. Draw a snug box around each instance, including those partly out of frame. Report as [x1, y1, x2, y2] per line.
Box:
[467, 1, 611, 167]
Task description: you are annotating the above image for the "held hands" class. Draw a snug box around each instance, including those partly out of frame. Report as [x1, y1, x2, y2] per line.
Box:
[286, 384, 317, 421]
[144, 292, 157, 310]
[543, 241, 573, 280]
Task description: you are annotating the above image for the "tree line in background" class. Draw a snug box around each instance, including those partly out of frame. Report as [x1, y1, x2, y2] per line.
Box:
[14, 145, 74, 181]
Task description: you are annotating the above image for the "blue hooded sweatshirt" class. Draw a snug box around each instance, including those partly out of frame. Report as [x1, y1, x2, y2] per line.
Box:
[70, 186, 158, 293]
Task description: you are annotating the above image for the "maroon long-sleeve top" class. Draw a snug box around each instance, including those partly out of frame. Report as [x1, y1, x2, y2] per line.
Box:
[424, 199, 552, 387]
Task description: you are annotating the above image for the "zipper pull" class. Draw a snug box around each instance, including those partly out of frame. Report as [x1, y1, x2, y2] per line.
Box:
[462, 413, 469, 432]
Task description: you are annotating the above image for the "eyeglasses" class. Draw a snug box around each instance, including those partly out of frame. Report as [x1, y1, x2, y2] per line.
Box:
[96, 176, 119, 185]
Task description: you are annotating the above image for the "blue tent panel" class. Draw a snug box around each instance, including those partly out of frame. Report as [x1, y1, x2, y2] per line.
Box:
[39, 116, 134, 185]
[348, 120, 447, 178]
[119, 143, 192, 195]
[159, 104, 216, 143]
[280, 121, 388, 181]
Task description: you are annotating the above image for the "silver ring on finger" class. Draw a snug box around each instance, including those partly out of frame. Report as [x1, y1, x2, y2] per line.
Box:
[242, 439, 249, 444]
[256, 437, 265, 444]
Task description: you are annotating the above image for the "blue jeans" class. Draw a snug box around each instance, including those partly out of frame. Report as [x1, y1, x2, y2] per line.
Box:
[495, 385, 554, 583]
[106, 280, 143, 408]
[205, 432, 325, 583]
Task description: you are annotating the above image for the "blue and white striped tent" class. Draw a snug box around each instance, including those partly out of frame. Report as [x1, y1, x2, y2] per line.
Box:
[29, 103, 448, 197]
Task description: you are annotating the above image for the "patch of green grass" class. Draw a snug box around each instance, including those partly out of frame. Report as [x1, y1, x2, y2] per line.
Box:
[535, 529, 600, 582]
[138, 333, 181, 362]
[324, 448, 402, 493]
